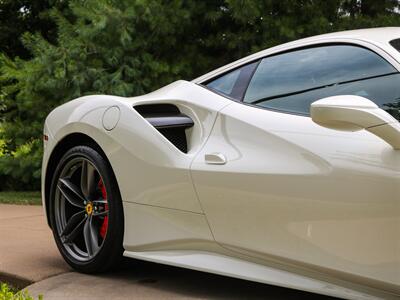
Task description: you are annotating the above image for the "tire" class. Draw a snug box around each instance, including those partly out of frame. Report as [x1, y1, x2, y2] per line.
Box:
[49, 145, 124, 273]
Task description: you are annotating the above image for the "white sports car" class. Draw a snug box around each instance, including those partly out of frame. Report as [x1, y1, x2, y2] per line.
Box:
[42, 28, 400, 300]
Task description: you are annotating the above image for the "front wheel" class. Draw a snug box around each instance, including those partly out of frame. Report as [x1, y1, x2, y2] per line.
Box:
[49, 145, 124, 273]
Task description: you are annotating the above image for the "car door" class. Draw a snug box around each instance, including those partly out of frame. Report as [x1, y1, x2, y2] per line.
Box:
[190, 44, 400, 287]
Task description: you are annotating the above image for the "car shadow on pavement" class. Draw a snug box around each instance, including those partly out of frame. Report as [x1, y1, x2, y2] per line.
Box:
[100, 257, 339, 299]
[27, 256, 341, 299]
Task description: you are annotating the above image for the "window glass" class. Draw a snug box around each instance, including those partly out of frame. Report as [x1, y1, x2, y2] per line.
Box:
[390, 38, 400, 52]
[243, 45, 399, 119]
[256, 73, 400, 120]
[205, 62, 258, 100]
[206, 68, 241, 97]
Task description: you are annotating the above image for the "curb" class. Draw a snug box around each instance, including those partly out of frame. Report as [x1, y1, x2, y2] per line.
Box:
[0, 271, 33, 289]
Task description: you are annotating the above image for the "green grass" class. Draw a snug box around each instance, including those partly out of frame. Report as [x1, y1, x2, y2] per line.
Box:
[0, 191, 41, 205]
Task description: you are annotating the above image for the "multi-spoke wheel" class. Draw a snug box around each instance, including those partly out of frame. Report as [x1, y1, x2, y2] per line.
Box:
[50, 145, 123, 273]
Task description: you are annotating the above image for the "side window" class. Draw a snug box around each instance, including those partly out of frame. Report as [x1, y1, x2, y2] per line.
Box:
[243, 45, 400, 120]
[390, 38, 400, 52]
[205, 62, 258, 100]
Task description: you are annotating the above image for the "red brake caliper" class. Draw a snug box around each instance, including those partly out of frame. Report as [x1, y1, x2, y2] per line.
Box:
[98, 179, 108, 239]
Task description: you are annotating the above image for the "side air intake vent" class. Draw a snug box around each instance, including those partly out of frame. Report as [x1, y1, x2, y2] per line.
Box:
[134, 104, 194, 153]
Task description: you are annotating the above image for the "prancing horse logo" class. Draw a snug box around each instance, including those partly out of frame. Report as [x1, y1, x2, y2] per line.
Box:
[86, 202, 93, 215]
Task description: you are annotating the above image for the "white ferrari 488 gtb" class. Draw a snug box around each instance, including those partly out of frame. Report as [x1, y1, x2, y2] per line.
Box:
[42, 28, 400, 300]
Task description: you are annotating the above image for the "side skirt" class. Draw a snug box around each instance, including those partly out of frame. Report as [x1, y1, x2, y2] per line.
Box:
[123, 250, 386, 300]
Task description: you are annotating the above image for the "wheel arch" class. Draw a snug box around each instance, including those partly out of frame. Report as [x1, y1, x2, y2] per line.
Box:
[44, 132, 117, 227]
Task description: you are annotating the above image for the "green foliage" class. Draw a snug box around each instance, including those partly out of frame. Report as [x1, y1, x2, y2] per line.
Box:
[0, 139, 42, 190]
[0, 0, 400, 190]
[0, 0, 70, 59]
[0, 282, 42, 300]
[0, 133, 5, 157]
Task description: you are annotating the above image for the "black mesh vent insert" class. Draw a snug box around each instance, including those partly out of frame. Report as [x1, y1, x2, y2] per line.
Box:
[158, 127, 188, 153]
[133, 104, 193, 153]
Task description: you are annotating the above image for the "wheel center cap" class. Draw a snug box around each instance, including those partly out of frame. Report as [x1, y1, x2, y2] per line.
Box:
[86, 202, 93, 215]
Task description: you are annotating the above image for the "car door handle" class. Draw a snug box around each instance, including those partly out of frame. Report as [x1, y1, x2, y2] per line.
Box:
[205, 153, 227, 165]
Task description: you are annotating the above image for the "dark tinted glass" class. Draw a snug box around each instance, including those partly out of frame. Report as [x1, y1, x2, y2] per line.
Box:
[205, 62, 258, 100]
[243, 45, 398, 118]
[255, 73, 400, 120]
[390, 38, 400, 52]
[206, 68, 241, 96]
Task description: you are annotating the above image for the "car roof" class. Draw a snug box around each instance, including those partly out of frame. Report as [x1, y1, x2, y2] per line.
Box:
[287, 27, 400, 44]
[192, 27, 400, 84]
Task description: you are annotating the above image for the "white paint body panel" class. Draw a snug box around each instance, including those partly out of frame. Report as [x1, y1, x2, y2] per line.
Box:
[191, 101, 400, 288]
[124, 250, 395, 300]
[42, 28, 400, 299]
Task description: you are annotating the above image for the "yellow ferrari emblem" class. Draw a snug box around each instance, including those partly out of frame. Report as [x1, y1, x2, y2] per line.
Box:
[86, 202, 93, 215]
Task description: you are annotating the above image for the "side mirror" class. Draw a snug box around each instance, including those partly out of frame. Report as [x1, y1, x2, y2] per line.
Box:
[311, 95, 400, 149]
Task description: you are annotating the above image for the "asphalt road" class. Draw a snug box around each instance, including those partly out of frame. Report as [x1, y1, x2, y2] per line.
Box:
[27, 258, 339, 299]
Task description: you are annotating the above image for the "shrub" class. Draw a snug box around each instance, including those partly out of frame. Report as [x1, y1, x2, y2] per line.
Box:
[0, 282, 42, 300]
[0, 139, 42, 190]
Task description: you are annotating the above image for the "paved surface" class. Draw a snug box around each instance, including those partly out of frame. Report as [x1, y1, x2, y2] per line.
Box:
[27, 259, 335, 300]
[0, 204, 70, 287]
[1, 204, 336, 299]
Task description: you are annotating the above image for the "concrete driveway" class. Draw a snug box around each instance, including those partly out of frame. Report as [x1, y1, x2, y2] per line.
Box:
[0, 204, 337, 299]
[27, 259, 337, 300]
[0, 204, 70, 287]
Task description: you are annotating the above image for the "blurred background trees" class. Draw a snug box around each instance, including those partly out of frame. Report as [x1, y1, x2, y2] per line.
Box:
[0, 0, 399, 190]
